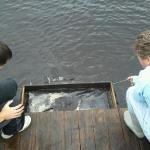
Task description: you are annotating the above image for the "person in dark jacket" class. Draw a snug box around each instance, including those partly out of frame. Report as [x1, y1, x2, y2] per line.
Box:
[0, 41, 31, 139]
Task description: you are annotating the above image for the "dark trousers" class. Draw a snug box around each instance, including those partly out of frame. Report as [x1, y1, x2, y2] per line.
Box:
[0, 79, 24, 135]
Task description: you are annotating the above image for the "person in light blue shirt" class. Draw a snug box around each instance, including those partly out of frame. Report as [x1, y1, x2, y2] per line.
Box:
[124, 31, 150, 142]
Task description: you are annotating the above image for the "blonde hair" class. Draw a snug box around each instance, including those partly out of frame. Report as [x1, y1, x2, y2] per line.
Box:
[134, 31, 150, 59]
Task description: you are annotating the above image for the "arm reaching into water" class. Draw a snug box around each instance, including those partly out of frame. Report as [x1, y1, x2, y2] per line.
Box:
[0, 100, 24, 122]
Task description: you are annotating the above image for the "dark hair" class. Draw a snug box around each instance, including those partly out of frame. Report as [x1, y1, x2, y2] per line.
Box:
[134, 31, 150, 59]
[0, 41, 12, 65]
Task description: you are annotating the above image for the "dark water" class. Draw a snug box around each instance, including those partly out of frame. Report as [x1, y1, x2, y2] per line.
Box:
[0, 0, 150, 107]
[28, 89, 109, 112]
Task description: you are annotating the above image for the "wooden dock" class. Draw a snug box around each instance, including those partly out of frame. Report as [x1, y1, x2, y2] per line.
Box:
[0, 108, 150, 150]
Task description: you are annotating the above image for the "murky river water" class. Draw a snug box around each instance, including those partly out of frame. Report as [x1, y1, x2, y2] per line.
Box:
[0, 0, 150, 107]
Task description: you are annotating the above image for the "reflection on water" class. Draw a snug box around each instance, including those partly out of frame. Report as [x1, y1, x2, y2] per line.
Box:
[28, 89, 109, 112]
[0, 0, 150, 106]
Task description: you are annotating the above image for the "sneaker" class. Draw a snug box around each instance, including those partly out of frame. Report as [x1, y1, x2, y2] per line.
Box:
[1, 131, 13, 139]
[19, 115, 31, 133]
[1, 115, 31, 139]
[124, 111, 144, 138]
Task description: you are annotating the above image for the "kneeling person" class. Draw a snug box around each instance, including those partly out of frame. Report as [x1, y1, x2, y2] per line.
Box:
[0, 41, 31, 139]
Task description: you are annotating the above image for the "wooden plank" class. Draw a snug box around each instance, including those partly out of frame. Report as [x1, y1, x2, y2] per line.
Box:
[110, 82, 117, 108]
[139, 137, 150, 150]
[35, 112, 51, 150]
[78, 110, 96, 150]
[119, 108, 141, 150]
[19, 113, 37, 150]
[0, 137, 5, 150]
[2, 108, 149, 150]
[92, 109, 109, 150]
[105, 109, 127, 150]
[64, 111, 80, 150]
[3, 132, 21, 150]
[49, 111, 65, 150]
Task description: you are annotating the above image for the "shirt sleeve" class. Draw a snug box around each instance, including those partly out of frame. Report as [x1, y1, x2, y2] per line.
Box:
[143, 84, 150, 108]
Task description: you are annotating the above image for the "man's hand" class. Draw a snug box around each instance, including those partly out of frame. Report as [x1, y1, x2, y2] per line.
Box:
[127, 76, 134, 86]
[0, 100, 24, 122]
[127, 76, 133, 81]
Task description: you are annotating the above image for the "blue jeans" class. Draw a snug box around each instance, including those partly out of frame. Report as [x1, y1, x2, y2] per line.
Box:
[0, 79, 24, 135]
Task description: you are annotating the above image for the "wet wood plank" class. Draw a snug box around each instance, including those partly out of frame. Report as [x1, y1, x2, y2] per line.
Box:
[3, 131, 21, 150]
[119, 108, 141, 150]
[105, 109, 127, 150]
[19, 113, 37, 150]
[35, 112, 51, 150]
[0, 108, 150, 150]
[78, 110, 96, 150]
[64, 111, 80, 150]
[139, 138, 150, 150]
[0, 136, 4, 150]
[49, 111, 65, 150]
[92, 109, 109, 150]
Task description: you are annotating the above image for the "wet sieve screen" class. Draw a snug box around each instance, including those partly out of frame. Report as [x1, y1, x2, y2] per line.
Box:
[28, 88, 110, 112]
